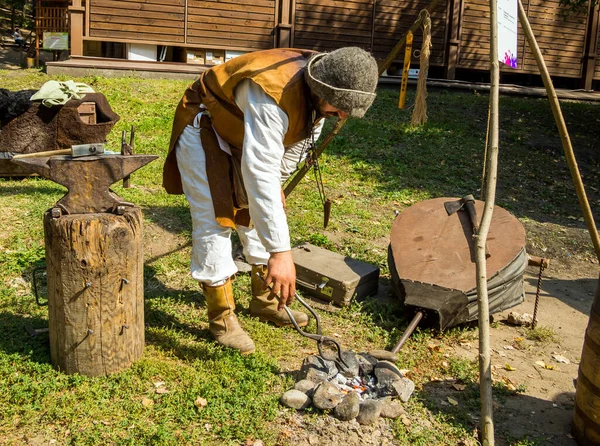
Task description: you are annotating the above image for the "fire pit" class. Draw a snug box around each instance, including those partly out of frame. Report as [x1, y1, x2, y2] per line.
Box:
[281, 351, 415, 424]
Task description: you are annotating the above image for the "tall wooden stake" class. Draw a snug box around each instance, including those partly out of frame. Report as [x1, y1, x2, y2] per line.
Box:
[476, 0, 499, 443]
[517, 0, 600, 263]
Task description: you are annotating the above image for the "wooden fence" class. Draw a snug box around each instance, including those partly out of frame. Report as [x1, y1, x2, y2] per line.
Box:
[36, 4, 70, 33]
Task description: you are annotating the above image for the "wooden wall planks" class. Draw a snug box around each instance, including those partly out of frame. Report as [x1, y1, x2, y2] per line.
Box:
[81, 0, 600, 85]
[459, 0, 588, 78]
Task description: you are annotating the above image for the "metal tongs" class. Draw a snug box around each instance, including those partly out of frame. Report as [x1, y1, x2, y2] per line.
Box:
[256, 273, 348, 371]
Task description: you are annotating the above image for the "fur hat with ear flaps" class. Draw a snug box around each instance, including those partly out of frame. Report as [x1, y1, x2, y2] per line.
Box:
[305, 47, 379, 118]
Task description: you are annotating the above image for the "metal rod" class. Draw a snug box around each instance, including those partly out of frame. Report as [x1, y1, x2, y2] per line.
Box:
[255, 272, 348, 370]
[531, 262, 545, 329]
[391, 311, 423, 353]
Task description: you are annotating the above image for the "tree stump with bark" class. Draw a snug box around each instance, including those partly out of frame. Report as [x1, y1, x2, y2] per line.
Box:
[44, 207, 144, 376]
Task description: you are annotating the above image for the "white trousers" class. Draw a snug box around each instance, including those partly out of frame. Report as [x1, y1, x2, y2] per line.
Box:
[176, 121, 270, 286]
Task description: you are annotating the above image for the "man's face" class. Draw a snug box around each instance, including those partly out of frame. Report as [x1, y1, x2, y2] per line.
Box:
[314, 97, 349, 120]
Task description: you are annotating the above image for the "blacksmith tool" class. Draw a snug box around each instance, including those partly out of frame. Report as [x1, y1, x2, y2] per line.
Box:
[390, 311, 424, 354]
[444, 194, 490, 258]
[11, 153, 157, 214]
[121, 126, 135, 188]
[256, 272, 349, 372]
[10, 143, 105, 159]
[527, 254, 551, 329]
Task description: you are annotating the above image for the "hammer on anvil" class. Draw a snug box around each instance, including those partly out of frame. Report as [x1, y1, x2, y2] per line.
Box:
[444, 194, 491, 258]
[10, 143, 105, 159]
[11, 153, 158, 215]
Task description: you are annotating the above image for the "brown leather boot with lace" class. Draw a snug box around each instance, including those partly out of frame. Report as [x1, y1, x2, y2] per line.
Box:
[203, 279, 255, 355]
[249, 264, 309, 327]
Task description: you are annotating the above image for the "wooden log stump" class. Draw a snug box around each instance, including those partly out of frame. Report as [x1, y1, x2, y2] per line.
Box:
[44, 207, 144, 376]
[573, 274, 600, 445]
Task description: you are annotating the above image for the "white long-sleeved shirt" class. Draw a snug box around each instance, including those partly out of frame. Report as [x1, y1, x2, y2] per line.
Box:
[233, 79, 323, 253]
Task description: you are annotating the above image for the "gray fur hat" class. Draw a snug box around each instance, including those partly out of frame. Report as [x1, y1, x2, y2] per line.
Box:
[305, 47, 378, 118]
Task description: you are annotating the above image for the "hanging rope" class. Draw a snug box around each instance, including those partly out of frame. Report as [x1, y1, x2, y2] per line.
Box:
[411, 12, 432, 126]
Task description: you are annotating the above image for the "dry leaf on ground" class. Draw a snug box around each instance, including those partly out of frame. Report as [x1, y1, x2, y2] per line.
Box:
[195, 396, 208, 409]
[552, 353, 570, 364]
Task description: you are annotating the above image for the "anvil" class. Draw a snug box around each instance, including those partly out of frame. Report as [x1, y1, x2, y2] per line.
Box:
[11, 154, 158, 214]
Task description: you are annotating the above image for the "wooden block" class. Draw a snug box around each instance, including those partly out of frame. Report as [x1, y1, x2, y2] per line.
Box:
[44, 208, 144, 376]
[77, 102, 96, 124]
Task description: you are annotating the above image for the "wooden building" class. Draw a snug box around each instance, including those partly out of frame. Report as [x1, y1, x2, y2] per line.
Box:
[62, 0, 600, 89]
[35, 1, 70, 64]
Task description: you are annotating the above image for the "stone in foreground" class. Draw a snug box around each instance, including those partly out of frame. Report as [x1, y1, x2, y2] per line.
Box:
[281, 389, 311, 410]
[334, 392, 361, 421]
[380, 398, 407, 419]
[393, 377, 415, 402]
[294, 379, 317, 396]
[368, 349, 399, 362]
[356, 399, 382, 425]
[312, 381, 345, 410]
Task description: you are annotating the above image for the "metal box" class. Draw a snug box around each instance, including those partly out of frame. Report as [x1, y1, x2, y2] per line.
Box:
[292, 242, 380, 307]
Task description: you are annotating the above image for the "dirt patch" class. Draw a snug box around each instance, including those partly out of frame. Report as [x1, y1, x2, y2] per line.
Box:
[274, 411, 397, 445]
[449, 259, 597, 445]
[143, 222, 189, 264]
[0, 36, 61, 70]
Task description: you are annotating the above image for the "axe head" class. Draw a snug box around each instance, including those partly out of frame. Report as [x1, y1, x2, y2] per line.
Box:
[444, 195, 475, 215]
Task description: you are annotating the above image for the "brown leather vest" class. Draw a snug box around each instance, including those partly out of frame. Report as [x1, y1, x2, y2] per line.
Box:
[163, 48, 318, 196]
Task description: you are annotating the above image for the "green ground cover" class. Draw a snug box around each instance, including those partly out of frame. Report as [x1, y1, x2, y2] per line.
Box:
[0, 69, 598, 445]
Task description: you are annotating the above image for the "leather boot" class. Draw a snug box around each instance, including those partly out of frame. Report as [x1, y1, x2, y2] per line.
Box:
[250, 265, 309, 327]
[203, 279, 255, 355]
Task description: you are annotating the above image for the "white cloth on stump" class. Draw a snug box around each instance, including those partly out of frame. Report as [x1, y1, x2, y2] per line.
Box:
[176, 79, 323, 286]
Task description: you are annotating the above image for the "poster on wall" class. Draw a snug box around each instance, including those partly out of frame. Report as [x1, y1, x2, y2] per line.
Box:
[498, 0, 518, 68]
[43, 32, 69, 51]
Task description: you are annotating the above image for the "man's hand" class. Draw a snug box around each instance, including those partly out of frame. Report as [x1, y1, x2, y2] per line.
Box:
[265, 250, 296, 310]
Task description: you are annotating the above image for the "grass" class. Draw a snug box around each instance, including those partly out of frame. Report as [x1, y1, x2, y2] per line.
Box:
[522, 326, 558, 344]
[0, 67, 599, 445]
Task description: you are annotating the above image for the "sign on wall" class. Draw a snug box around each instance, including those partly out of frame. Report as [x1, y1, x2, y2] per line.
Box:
[498, 0, 518, 68]
[43, 32, 69, 50]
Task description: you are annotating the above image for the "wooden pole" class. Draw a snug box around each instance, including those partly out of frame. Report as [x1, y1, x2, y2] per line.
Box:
[517, 0, 600, 264]
[284, 0, 443, 197]
[398, 31, 413, 109]
[68, 0, 85, 57]
[476, 0, 499, 443]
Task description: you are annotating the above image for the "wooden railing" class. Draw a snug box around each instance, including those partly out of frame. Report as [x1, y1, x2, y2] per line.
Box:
[36, 6, 69, 33]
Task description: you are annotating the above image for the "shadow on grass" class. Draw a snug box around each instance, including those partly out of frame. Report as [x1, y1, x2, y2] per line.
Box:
[0, 311, 51, 364]
[143, 264, 263, 363]
[418, 380, 577, 445]
[142, 204, 192, 237]
[324, 86, 599, 230]
[350, 277, 417, 350]
[0, 181, 62, 197]
[525, 275, 598, 317]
